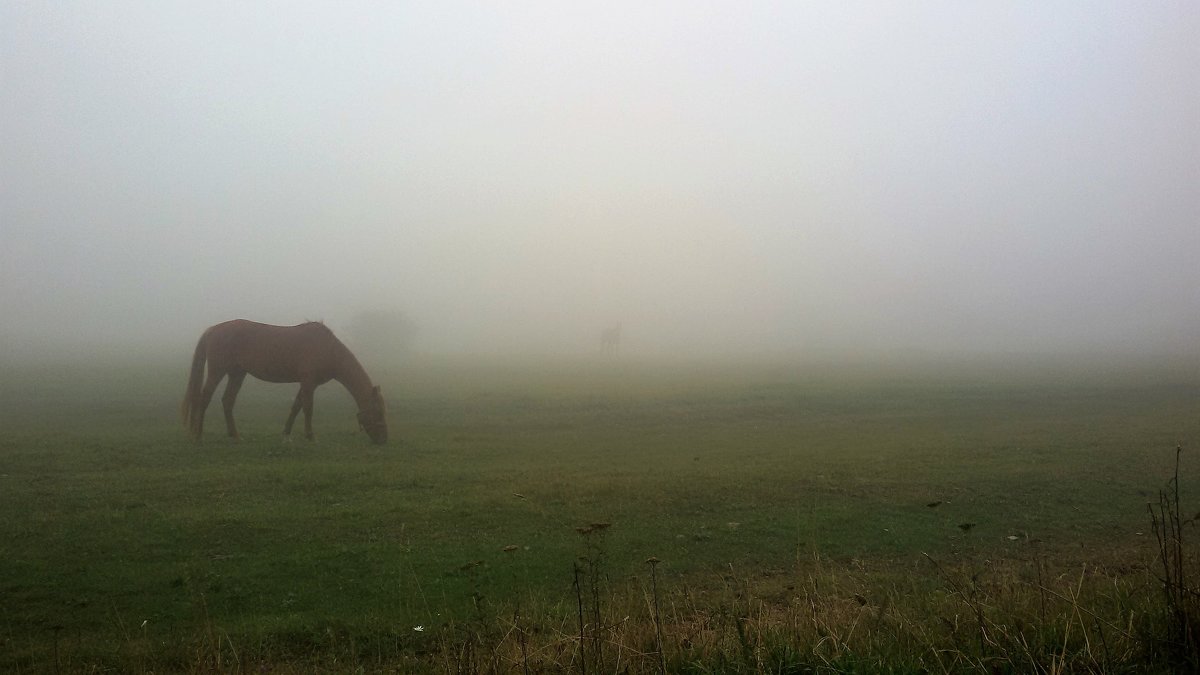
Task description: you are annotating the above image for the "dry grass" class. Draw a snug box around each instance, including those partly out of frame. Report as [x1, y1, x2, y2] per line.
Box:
[14, 519, 1185, 673]
[383, 552, 1169, 674]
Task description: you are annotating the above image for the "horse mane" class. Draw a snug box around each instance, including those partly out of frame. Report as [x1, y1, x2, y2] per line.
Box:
[300, 320, 351, 356]
[297, 319, 334, 335]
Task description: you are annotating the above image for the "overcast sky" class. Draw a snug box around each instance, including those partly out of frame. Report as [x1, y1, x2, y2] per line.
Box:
[2, 2, 1197, 359]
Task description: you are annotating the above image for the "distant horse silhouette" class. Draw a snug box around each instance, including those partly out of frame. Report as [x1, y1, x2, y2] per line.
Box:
[600, 323, 622, 355]
[181, 319, 388, 444]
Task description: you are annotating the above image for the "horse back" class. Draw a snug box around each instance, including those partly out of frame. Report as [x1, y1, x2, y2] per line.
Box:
[205, 319, 343, 384]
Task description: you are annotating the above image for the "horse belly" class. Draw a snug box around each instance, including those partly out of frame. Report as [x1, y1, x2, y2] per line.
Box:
[241, 354, 333, 385]
[251, 369, 300, 384]
[236, 351, 304, 384]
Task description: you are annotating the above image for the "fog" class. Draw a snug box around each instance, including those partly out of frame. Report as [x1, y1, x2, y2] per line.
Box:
[3, 2, 1198, 363]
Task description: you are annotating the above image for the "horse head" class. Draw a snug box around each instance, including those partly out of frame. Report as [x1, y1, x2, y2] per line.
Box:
[357, 385, 389, 445]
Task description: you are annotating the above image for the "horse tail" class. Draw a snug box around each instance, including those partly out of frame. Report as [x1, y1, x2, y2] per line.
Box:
[181, 328, 209, 428]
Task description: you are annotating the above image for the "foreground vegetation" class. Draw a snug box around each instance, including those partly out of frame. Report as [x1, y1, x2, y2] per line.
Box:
[0, 355, 1197, 672]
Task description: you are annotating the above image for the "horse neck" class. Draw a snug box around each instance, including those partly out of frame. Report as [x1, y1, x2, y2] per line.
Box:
[333, 347, 374, 410]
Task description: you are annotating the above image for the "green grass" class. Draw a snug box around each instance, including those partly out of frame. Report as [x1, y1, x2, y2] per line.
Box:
[0, 355, 1197, 671]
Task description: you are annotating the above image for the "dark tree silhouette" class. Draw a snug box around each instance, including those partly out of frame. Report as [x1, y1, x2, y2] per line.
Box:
[347, 310, 418, 361]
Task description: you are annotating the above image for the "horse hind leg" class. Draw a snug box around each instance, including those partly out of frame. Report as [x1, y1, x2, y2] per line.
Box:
[191, 367, 225, 441]
[221, 371, 247, 440]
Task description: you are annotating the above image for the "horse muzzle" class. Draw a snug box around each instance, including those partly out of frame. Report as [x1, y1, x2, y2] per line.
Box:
[362, 424, 388, 445]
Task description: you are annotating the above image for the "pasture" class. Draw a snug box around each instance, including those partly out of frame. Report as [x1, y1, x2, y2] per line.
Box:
[1, 355, 1197, 672]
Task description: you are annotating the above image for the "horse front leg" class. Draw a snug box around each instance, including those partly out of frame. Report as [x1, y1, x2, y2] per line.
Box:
[300, 384, 316, 440]
[221, 371, 247, 440]
[283, 382, 317, 441]
[283, 389, 303, 442]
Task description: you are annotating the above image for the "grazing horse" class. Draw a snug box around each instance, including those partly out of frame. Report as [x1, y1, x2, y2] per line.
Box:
[600, 323, 622, 355]
[181, 320, 388, 444]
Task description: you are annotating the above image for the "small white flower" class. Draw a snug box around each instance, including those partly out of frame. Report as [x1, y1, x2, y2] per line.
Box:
[413, 625, 424, 632]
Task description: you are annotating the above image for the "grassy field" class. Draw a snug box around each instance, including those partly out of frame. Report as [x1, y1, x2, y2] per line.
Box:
[0, 355, 1197, 672]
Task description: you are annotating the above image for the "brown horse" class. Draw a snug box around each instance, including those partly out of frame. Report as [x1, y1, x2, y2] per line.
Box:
[181, 320, 388, 444]
[600, 322, 621, 355]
